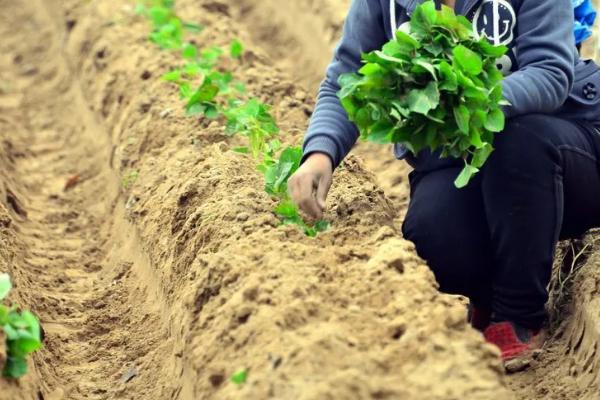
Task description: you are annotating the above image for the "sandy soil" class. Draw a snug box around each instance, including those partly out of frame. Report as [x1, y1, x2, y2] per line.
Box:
[0, 0, 597, 399]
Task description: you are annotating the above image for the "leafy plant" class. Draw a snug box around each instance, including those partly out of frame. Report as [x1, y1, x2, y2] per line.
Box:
[0, 273, 42, 378]
[162, 44, 246, 119]
[230, 39, 244, 59]
[224, 99, 280, 158]
[263, 147, 329, 237]
[135, 0, 201, 49]
[122, 169, 139, 189]
[338, 1, 509, 188]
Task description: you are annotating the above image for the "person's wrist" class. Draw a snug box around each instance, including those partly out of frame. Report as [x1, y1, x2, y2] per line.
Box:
[306, 152, 333, 172]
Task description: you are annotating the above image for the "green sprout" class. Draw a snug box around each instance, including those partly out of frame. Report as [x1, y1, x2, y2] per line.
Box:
[230, 368, 248, 385]
[0, 273, 43, 378]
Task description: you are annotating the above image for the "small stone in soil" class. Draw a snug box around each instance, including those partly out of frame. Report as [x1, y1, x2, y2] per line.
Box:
[121, 365, 138, 383]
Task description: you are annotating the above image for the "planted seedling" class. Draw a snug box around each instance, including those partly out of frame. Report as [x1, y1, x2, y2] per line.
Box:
[338, 1, 509, 188]
[162, 44, 246, 118]
[122, 169, 139, 189]
[264, 147, 330, 237]
[230, 368, 248, 385]
[224, 99, 280, 158]
[136, 0, 202, 49]
[230, 39, 244, 59]
[0, 273, 43, 378]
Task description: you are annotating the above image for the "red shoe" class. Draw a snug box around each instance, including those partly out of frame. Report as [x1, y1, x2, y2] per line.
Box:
[483, 321, 546, 373]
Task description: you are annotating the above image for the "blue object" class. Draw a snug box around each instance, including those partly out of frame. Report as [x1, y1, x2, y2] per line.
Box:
[573, 0, 597, 44]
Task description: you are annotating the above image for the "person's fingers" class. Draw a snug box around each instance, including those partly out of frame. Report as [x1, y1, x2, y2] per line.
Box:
[299, 198, 322, 219]
[288, 174, 300, 201]
[296, 175, 322, 219]
[316, 173, 332, 211]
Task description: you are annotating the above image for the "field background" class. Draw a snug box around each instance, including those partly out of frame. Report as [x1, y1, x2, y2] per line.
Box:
[0, 1, 599, 399]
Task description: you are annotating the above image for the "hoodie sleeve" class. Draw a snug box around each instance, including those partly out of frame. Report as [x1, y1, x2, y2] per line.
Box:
[502, 0, 576, 118]
[302, 0, 388, 168]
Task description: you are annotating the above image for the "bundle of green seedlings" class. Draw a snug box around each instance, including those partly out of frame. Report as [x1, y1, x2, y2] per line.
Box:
[0, 273, 42, 378]
[136, 0, 328, 236]
[338, 1, 509, 188]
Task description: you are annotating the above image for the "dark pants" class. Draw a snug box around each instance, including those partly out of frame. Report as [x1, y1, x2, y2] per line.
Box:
[402, 114, 600, 329]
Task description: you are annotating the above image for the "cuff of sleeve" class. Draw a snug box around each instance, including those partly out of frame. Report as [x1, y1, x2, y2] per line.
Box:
[302, 136, 339, 168]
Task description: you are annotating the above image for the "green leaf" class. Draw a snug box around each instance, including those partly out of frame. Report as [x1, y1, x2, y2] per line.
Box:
[3, 357, 28, 378]
[0, 273, 11, 300]
[372, 51, 408, 66]
[161, 70, 182, 82]
[412, 59, 437, 80]
[453, 45, 483, 75]
[264, 147, 302, 195]
[454, 164, 479, 188]
[187, 83, 219, 106]
[182, 21, 203, 32]
[314, 220, 330, 233]
[469, 126, 485, 148]
[471, 109, 487, 128]
[489, 84, 503, 102]
[232, 147, 249, 154]
[407, 82, 439, 115]
[438, 61, 458, 91]
[358, 63, 382, 76]
[423, 41, 443, 56]
[477, 40, 508, 58]
[0, 305, 8, 325]
[148, 7, 171, 27]
[204, 105, 220, 119]
[368, 121, 394, 144]
[182, 43, 198, 59]
[11, 337, 42, 355]
[394, 30, 421, 53]
[3, 324, 18, 341]
[230, 39, 244, 58]
[472, 143, 494, 168]
[413, 0, 437, 28]
[484, 108, 505, 132]
[453, 105, 470, 135]
[274, 200, 299, 219]
[186, 103, 206, 116]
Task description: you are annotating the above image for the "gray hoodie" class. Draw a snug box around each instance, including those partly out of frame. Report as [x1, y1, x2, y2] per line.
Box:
[303, 0, 600, 168]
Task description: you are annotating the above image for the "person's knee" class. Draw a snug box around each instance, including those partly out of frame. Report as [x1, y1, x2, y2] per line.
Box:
[486, 114, 559, 173]
[493, 114, 551, 154]
[403, 203, 462, 291]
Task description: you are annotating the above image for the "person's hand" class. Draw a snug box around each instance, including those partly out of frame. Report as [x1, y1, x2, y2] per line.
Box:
[288, 152, 333, 220]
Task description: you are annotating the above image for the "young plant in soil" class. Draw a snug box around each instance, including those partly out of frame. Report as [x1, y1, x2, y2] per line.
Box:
[135, 0, 202, 49]
[338, 1, 509, 188]
[0, 273, 42, 378]
[137, 1, 329, 236]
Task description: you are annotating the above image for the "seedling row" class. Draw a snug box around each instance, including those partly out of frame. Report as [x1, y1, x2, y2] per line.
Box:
[136, 0, 329, 236]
